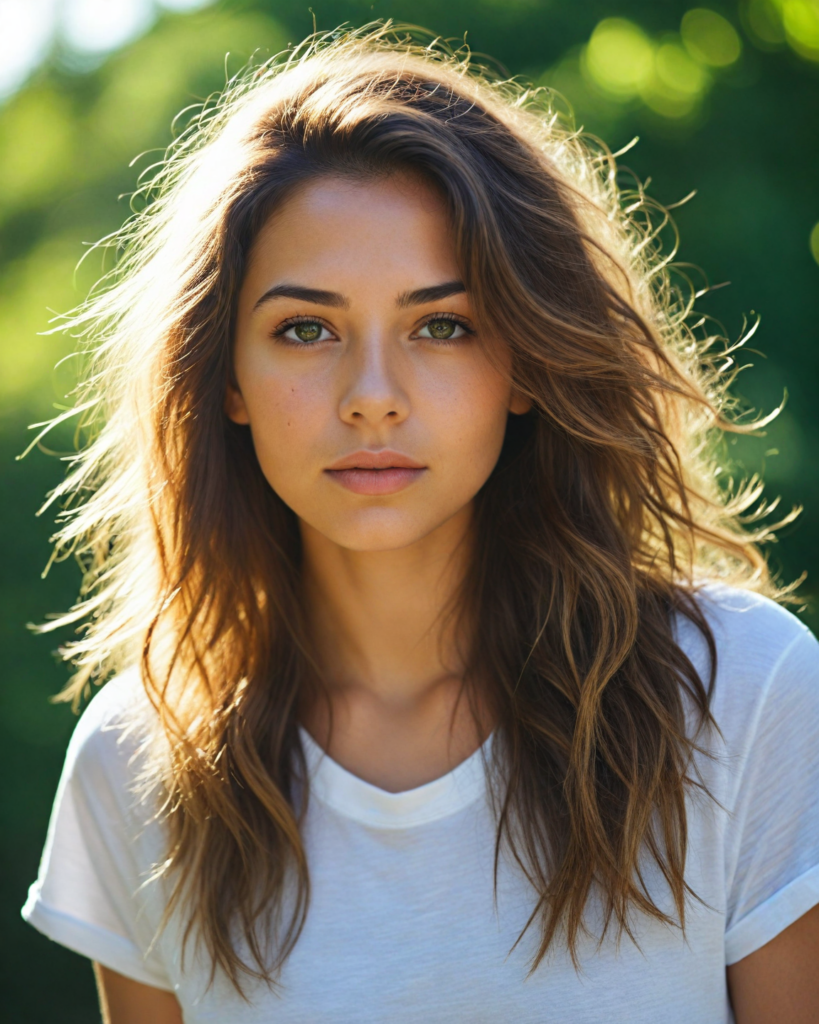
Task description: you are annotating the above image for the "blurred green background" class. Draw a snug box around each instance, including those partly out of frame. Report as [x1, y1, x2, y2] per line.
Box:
[1, 0, 817, 1018]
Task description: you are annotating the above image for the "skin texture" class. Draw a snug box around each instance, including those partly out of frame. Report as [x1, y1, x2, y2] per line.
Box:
[227, 173, 528, 791]
[93, 965, 182, 1024]
[94, 173, 819, 1021]
[227, 174, 524, 558]
[726, 905, 819, 1022]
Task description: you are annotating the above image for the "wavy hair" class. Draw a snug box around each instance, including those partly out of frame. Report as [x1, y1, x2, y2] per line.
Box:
[39, 24, 793, 991]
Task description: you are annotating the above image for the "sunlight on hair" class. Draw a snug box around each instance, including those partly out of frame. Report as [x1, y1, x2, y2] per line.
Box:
[28, 23, 801, 993]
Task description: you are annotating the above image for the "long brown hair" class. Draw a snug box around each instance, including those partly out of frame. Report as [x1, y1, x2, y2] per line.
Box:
[41, 24, 793, 990]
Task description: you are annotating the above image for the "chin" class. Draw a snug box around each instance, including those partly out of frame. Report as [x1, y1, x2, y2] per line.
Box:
[314, 508, 445, 553]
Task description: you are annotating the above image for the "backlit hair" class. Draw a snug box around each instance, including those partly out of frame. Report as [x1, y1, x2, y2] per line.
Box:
[41, 24, 793, 991]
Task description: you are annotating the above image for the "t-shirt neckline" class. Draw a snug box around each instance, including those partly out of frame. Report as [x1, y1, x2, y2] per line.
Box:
[299, 727, 492, 829]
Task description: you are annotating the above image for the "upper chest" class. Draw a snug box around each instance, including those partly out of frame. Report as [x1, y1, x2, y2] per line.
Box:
[165, 794, 733, 1023]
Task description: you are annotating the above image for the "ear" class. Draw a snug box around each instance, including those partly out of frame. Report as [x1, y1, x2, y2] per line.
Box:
[508, 389, 532, 416]
[224, 383, 250, 425]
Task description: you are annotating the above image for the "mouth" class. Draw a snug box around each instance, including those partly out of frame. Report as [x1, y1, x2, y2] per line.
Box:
[324, 449, 427, 496]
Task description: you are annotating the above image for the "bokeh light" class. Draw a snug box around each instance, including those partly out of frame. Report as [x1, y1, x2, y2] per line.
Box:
[649, 40, 711, 118]
[742, 0, 819, 59]
[2, 5, 818, 1022]
[584, 19, 655, 99]
[582, 11, 741, 120]
[782, 0, 819, 59]
[681, 9, 743, 65]
[0, 0, 219, 97]
[0, 0, 57, 98]
[811, 221, 819, 264]
[744, 0, 788, 45]
[60, 0, 153, 55]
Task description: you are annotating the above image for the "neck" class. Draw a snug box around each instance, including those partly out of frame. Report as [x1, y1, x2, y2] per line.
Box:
[299, 503, 485, 790]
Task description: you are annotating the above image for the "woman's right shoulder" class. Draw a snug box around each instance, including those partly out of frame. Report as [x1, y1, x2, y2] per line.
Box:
[65, 668, 160, 792]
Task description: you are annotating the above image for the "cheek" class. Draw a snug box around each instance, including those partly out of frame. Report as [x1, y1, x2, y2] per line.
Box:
[240, 372, 329, 481]
[423, 360, 511, 470]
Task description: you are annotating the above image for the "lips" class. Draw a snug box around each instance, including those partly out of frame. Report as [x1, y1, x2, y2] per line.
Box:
[324, 449, 427, 495]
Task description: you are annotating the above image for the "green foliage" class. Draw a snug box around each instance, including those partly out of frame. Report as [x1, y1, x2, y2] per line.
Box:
[1, 2, 817, 1017]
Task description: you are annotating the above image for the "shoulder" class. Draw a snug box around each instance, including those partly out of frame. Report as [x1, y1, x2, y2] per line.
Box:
[64, 668, 160, 806]
[674, 583, 819, 763]
[696, 582, 811, 653]
[24, 670, 172, 988]
[674, 583, 815, 686]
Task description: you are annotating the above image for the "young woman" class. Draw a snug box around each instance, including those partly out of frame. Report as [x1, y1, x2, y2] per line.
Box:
[22, 27, 819, 1024]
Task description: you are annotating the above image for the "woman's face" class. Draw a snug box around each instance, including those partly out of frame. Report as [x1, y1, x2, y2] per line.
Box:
[228, 173, 528, 552]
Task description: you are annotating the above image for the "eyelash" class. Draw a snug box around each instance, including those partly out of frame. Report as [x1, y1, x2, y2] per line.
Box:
[415, 312, 475, 343]
[271, 315, 337, 344]
[270, 312, 476, 344]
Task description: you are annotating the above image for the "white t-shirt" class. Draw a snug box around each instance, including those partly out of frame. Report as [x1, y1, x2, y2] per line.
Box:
[22, 586, 819, 1023]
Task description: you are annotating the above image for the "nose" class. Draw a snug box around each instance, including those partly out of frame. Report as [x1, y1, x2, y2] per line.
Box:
[338, 333, 410, 427]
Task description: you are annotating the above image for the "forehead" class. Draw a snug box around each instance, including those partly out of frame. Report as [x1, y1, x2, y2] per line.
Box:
[242, 173, 459, 299]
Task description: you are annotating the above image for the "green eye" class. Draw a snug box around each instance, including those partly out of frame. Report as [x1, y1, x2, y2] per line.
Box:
[427, 319, 454, 339]
[419, 317, 471, 341]
[292, 321, 322, 343]
[275, 319, 333, 345]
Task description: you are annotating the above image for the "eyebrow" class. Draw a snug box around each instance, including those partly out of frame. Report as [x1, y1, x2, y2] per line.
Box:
[254, 284, 350, 310]
[253, 280, 467, 312]
[396, 281, 466, 308]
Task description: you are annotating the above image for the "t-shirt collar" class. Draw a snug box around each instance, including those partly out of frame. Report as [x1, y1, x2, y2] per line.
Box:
[299, 727, 492, 829]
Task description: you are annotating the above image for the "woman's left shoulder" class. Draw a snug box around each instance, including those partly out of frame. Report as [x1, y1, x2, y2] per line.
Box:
[692, 581, 814, 660]
[679, 587, 819, 965]
[675, 582, 819, 743]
